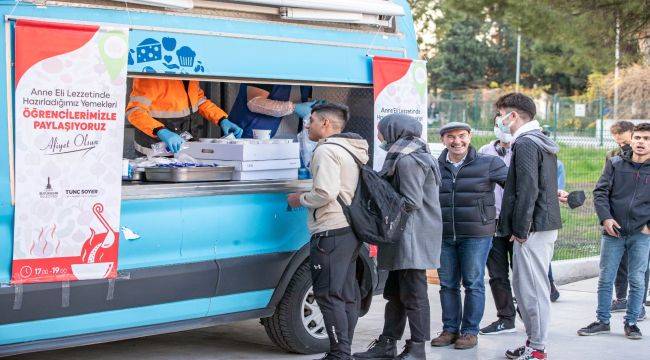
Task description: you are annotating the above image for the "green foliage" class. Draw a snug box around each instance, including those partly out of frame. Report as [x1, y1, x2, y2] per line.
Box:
[416, 0, 648, 95]
[429, 15, 492, 90]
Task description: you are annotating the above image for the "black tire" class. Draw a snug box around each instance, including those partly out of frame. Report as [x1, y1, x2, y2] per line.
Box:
[261, 261, 329, 354]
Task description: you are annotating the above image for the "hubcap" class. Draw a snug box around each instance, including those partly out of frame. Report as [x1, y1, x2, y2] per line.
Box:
[301, 286, 328, 340]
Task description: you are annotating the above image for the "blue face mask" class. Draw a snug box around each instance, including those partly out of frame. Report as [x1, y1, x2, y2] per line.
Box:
[379, 140, 390, 151]
[496, 111, 514, 134]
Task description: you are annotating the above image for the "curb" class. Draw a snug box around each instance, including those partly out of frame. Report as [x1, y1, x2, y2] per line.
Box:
[551, 256, 600, 285]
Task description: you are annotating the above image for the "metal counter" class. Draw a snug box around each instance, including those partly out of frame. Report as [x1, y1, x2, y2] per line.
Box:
[121, 179, 312, 200]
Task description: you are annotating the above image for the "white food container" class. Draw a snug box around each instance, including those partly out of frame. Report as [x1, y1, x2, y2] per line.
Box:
[232, 169, 299, 181]
[182, 141, 299, 161]
[205, 158, 300, 172]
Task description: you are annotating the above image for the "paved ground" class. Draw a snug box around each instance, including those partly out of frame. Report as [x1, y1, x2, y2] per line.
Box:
[13, 277, 649, 360]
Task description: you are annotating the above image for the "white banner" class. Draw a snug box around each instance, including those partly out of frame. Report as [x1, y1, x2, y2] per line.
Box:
[12, 20, 128, 283]
[372, 57, 428, 171]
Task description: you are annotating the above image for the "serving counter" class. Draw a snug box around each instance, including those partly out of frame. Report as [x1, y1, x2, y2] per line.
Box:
[121, 179, 312, 200]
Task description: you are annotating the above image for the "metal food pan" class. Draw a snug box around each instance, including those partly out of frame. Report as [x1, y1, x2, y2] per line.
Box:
[144, 166, 234, 182]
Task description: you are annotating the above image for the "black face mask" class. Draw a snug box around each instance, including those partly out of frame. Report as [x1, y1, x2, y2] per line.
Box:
[621, 144, 632, 152]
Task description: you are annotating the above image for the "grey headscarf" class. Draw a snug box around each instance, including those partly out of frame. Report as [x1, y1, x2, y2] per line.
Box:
[378, 114, 440, 183]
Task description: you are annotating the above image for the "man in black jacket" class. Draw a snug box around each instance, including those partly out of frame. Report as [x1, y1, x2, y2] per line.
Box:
[430, 122, 508, 350]
[578, 122, 650, 340]
[495, 93, 561, 360]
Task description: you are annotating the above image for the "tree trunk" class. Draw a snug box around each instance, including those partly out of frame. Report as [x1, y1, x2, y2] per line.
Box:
[639, 24, 650, 66]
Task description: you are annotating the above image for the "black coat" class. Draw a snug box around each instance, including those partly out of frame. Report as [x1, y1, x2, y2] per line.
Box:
[594, 151, 650, 236]
[438, 146, 508, 239]
[498, 136, 562, 239]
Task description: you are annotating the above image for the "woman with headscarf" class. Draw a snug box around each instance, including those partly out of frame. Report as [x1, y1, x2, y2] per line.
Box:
[353, 114, 442, 360]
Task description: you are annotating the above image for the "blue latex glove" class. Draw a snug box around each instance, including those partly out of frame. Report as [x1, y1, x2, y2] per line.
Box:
[156, 129, 185, 153]
[294, 100, 323, 119]
[220, 118, 243, 138]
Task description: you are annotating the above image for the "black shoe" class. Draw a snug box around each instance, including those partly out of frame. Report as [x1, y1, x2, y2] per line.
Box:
[577, 321, 610, 336]
[396, 340, 426, 360]
[624, 322, 642, 340]
[353, 335, 397, 359]
[550, 285, 560, 303]
[611, 298, 627, 313]
[505, 342, 528, 360]
[646, 299, 650, 307]
[479, 319, 516, 335]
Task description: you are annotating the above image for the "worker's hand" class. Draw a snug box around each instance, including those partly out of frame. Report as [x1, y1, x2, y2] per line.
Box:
[558, 190, 569, 204]
[509, 235, 527, 244]
[287, 193, 303, 209]
[156, 129, 185, 153]
[294, 100, 323, 119]
[603, 219, 622, 238]
[220, 119, 243, 138]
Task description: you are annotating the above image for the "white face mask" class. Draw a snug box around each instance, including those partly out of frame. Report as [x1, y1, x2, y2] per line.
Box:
[493, 126, 512, 144]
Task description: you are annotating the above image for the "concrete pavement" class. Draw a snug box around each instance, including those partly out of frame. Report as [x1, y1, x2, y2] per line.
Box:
[12, 277, 648, 359]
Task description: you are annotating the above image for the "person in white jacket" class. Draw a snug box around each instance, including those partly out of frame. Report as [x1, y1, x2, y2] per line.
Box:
[287, 102, 369, 360]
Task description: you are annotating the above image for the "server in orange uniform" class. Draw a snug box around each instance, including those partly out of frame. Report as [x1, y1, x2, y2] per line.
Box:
[126, 78, 243, 155]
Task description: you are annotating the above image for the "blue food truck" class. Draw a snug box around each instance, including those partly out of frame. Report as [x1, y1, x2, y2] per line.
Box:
[0, 0, 420, 356]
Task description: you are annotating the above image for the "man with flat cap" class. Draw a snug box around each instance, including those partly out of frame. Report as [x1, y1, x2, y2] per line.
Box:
[431, 122, 509, 350]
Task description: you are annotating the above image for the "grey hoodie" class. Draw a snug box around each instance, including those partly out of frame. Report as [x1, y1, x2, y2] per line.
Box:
[300, 133, 369, 235]
[518, 129, 560, 154]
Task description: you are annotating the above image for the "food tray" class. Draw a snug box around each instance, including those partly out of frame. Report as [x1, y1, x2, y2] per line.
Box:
[144, 166, 234, 182]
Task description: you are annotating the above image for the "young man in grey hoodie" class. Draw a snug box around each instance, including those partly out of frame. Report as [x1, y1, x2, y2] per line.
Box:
[494, 93, 562, 360]
[287, 102, 369, 360]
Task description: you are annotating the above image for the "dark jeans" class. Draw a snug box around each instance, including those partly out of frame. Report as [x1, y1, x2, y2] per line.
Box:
[439, 236, 493, 335]
[486, 235, 516, 323]
[381, 269, 430, 342]
[615, 249, 650, 305]
[310, 228, 361, 358]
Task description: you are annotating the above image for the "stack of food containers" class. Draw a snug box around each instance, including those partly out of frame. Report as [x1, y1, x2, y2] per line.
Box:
[180, 138, 300, 180]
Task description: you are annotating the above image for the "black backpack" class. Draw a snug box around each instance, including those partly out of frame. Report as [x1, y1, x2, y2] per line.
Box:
[325, 143, 409, 245]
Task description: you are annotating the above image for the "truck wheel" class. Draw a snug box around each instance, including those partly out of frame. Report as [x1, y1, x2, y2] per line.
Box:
[261, 261, 329, 354]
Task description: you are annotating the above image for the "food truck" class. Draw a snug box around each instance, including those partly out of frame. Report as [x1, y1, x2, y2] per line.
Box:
[0, 0, 424, 357]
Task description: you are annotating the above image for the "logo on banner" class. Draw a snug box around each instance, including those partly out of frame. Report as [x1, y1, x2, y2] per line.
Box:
[38, 177, 59, 199]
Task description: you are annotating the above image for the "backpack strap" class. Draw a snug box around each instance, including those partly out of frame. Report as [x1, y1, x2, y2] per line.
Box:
[319, 142, 362, 212]
[320, 142, 364, 167]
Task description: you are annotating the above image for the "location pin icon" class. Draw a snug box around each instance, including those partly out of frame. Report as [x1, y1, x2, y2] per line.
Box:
[412, 61, 427, 101]
[98, 29, 128, 81]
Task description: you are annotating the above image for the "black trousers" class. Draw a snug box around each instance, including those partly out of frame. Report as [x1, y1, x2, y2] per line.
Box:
[381, 269, 430, 342]
[310, 228, 361, 358]
[615, 249, 650, 304]
[486, 235, 516, 323]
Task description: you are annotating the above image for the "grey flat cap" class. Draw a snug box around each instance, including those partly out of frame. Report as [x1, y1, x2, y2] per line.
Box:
[439, 122, 472, 136]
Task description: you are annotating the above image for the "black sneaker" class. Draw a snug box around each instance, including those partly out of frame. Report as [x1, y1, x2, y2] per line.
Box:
[611, 298, 627, 313]
[624, 322, 642, 340]
[577, 321, 610, 336]
[505, 342, 528, 359]
[550, 285, 560, 303]
[479, 319, 516, 335]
